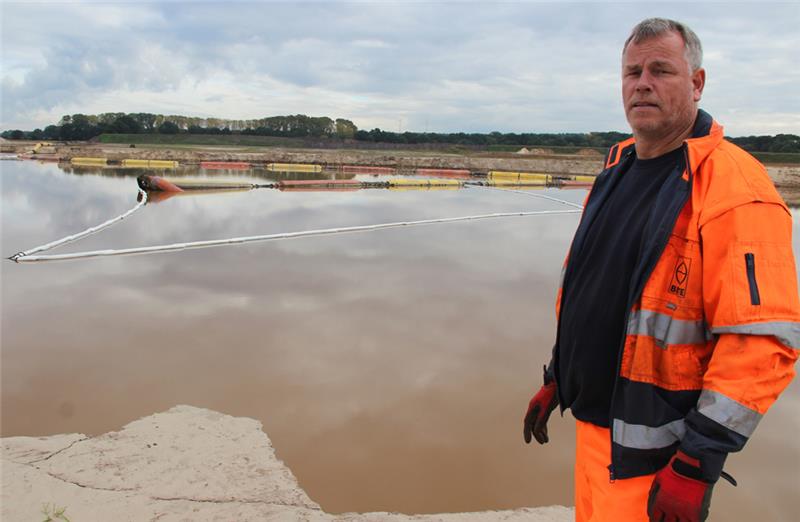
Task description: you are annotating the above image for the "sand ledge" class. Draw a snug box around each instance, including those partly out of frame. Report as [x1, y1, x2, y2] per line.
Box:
[1, 405, 573, 521]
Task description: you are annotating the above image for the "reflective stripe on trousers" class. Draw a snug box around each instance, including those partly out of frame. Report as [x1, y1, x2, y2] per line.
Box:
[575, 420, 654, 522]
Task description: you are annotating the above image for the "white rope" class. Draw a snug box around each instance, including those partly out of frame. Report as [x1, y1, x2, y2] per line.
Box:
[10, 189, 148, 261]
[466, 184, 585, 209]
[12, 208, 581, 263]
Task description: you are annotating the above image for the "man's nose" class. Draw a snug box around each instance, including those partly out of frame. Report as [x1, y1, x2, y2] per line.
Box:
[635, 71, 654, 91]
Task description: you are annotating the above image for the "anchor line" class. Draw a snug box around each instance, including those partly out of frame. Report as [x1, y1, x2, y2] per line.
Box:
[11, 209, 582, 263]
[9, 189, 149, 261]
[464, 183, 585, 209]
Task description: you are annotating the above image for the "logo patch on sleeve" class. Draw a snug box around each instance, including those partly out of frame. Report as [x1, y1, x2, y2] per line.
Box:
[669, 257, 691, 298]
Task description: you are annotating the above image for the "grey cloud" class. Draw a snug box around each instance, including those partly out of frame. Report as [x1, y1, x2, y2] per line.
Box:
[1, 2, 798, 134]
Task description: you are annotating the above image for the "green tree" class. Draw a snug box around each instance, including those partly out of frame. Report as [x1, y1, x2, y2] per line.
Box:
[335, 118, 357, 139]
[58, 114, 101, 140]
[158, 121, 180, 134]
[132, 113, 158, 132]
[109, 115, 143, 134]
[97, 112, 125, 126]
[43, 125, 60, 139]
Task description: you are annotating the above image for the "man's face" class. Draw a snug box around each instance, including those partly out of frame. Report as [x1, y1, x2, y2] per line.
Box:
[622, 31, 705, 141]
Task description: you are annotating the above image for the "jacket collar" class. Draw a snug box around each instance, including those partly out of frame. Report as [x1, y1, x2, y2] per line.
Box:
[613, 109, 723, 172]
[684, 109, 724, 175]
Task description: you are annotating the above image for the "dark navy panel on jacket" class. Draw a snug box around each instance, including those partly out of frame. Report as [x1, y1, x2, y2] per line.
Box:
[556, 146, 684, 427]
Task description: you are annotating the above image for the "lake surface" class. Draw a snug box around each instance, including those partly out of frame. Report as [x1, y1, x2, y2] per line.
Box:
[2, 159, 798, 520]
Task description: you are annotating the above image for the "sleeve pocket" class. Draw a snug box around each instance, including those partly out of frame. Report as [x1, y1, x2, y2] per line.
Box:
[744, 253, 761, 306]
[732, 242, 799, 322]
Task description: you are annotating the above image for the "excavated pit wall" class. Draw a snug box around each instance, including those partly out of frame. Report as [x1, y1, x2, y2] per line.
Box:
[1, 406, 574, 522]
[10, 143, 606, 176]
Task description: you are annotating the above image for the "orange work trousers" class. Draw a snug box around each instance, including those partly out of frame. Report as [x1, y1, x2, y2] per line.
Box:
[575, 420, 655, 521]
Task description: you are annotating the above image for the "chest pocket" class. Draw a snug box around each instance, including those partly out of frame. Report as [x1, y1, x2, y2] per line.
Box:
[642, 233, 703, 312]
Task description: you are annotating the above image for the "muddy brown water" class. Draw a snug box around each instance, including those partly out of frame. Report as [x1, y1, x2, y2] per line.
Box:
[2, 160, 798, 520]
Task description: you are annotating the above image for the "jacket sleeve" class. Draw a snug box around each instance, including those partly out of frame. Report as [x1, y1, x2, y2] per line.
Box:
[680, 200, 799, 482]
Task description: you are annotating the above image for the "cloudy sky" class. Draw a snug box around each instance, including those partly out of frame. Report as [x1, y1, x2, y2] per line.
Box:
[1, 1, 798, 136]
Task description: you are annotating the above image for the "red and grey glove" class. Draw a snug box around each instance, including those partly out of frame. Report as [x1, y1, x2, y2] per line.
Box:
[523, 366, 558, 444]
[647, 450, 714, 522]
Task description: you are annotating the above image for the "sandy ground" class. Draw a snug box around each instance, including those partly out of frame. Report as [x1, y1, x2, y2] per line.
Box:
[766, 164, 800, 206]
[1, 406, 573, 522]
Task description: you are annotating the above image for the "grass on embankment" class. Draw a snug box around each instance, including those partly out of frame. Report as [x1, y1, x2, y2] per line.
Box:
[750, 152, 800, 164]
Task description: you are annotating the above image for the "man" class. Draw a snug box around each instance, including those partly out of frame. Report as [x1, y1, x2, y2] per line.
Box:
[523, 18, 799, 522]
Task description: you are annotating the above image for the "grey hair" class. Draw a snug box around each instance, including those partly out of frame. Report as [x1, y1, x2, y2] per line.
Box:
[623, 18, 703, 72]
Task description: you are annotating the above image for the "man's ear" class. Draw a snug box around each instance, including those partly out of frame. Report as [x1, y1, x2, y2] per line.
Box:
[692, 68, 706, 102]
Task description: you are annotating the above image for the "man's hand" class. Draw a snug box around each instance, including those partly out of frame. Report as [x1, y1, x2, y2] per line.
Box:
[523, 366, 558, 444]
[647, 450, 714, 522]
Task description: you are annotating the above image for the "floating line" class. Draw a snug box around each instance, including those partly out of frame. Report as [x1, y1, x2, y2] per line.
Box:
[465, 183, 585, 209]
[12, 209, 581, 263]
[9, 189, 149, 261]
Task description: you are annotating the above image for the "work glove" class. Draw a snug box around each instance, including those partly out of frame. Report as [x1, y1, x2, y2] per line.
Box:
[523, 365, 558, 444]
[647, 450, 714, 522]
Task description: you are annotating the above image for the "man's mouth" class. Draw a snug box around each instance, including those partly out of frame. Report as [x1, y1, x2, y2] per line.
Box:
[632, 101, 659, 109]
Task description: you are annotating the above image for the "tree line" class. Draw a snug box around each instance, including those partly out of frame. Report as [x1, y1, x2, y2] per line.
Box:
[2, 112, 798, 153]
[1, 113, 358, 141]
[351, 128, 631, 148]
[726, 134, 800, 153]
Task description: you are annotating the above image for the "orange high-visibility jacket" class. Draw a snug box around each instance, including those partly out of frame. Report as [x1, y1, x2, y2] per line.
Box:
[551, 110, 800, 482]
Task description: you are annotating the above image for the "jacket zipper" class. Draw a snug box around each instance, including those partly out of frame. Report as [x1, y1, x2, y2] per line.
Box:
[607, 143, 693, 482]
[745, 253, 761, 305]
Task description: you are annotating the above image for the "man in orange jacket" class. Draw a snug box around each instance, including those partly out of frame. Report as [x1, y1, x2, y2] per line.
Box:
[523, 18, 799, 522]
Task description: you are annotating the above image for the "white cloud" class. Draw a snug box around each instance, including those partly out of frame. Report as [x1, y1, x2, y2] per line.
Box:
[351, 39, 394, 49]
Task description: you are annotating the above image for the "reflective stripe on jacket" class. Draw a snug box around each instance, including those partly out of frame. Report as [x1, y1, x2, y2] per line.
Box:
[552, 110, 800, 482]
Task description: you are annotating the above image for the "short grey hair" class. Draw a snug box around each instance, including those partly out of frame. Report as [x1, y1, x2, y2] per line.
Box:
[623, 18, 703, 72]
